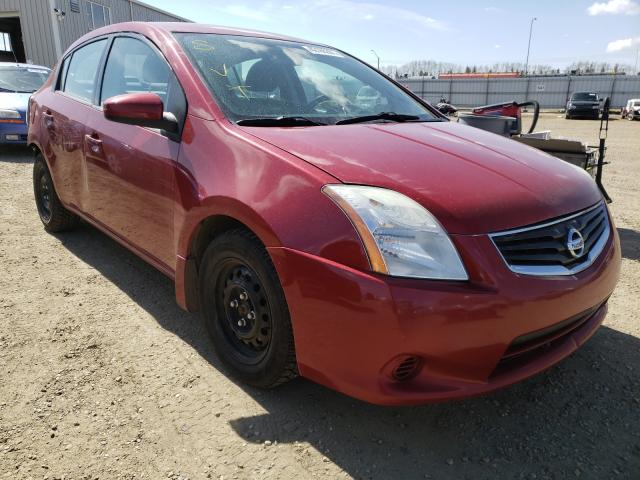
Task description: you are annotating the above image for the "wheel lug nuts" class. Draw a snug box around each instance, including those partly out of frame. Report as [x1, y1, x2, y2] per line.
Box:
[237, 318, 246, 327]
[230, 300, 239, 308]
[239, 292, 248, 301]
[247, 311, 256, 320]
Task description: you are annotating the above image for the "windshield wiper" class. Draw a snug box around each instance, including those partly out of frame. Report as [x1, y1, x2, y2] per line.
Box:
[335, 112, 422, 125]
[236, 116, 326, 127]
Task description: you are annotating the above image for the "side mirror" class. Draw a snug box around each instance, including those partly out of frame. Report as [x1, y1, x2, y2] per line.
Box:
[103, 92, 178, 133]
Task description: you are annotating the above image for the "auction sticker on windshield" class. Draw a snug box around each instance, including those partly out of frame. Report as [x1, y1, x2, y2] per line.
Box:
[302, 45, 344, 57]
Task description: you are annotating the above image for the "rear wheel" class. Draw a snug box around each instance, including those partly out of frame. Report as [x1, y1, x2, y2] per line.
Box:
[199, 229, 297, 388]
[33, 154, 78, 232]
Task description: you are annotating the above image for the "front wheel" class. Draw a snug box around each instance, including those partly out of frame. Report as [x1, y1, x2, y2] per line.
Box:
[33, 154, 78, 232]
[199, 229, 297, 388]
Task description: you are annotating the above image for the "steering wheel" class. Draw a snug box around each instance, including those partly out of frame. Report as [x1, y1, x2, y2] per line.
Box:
[307, 95, 351, 115]
[307, 94, 330, 110]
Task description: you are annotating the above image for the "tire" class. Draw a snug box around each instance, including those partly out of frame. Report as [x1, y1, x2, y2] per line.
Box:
[33, 153, 78, 233]
[199, 229, 297, 388]
[565, 114, 571, 119]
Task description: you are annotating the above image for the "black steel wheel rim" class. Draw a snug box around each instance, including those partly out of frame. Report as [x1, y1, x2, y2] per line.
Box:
[214, 258, 272, 365]
[37, 171, 52, 222]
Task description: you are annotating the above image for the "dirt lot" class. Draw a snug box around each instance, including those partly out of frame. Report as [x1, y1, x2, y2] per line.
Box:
[1, 114, 639, 480]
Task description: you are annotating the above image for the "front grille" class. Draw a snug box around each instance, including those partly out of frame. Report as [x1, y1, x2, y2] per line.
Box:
[490, 302, 606, 379]
[490, 202, 610, 276]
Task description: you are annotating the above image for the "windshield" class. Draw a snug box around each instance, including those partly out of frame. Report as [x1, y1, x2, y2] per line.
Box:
[0, 66, 50, 93]
[571, 92, 598, 102]
[633, 101, 640, 107]
[175, 33, 438, 125]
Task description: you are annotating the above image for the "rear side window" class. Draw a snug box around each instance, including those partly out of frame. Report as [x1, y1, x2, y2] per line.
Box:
[63, 39, 107, 103]
[100, 36, 186, 127]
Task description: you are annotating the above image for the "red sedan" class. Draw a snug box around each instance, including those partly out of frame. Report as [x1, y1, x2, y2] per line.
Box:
[28, 23, 620, 405]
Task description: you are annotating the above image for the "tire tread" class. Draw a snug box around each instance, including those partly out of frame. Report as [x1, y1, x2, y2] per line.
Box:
[33, 155, 78, 233]
[200, 228, 298, 388]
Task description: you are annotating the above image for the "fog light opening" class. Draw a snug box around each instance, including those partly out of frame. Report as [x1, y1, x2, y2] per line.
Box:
[391, 355, 423, 382]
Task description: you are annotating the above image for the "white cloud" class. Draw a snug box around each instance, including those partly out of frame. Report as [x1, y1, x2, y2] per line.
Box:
[484, 6, 504, 13]
[311, 0, 448, 31]
[606, 36, 640, 51]
[220, 5, 271, 22]
[587, 0, 640, 15]
[212, 1, 448, 32]
[494, 44, 501, 49]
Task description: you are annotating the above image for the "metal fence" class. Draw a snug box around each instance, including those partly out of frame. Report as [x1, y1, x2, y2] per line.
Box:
[398, 74, 640, 109]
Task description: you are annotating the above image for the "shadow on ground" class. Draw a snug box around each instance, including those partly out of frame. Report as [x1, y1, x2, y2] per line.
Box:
[0, 145, 33, 163]
[58, 223, 639, 480]
[618, 227, 640, 262]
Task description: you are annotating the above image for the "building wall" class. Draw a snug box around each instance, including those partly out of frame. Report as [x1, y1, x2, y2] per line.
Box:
[0, 0, 58, 67]
[0, 0, 187, 67]
[399, 75, 640, 109]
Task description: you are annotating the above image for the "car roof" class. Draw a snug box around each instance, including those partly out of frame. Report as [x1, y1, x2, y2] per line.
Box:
[72, 22, 324, 50]
[0, 62, 50, 70]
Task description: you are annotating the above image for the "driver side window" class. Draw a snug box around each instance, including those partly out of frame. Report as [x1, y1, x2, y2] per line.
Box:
[100, 36, 187, 130]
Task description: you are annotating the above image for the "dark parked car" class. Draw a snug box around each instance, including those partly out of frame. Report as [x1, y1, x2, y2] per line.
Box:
[566, 92, 601, 119]
[28, 23, 620, 405]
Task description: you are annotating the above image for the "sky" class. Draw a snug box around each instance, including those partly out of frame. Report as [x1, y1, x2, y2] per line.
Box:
[144, 0, 640, 69]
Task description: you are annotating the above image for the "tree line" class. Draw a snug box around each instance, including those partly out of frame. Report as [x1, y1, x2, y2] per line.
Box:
[380, 60, 636, 78]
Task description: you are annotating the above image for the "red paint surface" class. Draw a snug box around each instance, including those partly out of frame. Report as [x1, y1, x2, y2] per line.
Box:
[28, 23, 621, 405]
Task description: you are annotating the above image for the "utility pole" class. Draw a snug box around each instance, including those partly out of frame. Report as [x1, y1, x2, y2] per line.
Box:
[371, 49, 380, 70]
[524, 17, 537, 76]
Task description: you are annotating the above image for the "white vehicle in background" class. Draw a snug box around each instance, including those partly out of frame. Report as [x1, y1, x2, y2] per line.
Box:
[621, 99, 640, 121]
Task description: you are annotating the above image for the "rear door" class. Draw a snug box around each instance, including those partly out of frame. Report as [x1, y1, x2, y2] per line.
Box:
[83, 34, 186, 271]
[41, 38, 108, 211]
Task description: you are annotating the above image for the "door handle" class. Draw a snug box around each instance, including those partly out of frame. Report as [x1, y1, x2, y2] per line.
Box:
[43, 110, 54, 129]
[84, 133, 103, 155]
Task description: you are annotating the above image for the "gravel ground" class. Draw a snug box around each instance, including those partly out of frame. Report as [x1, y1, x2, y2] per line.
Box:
[1, 113, 639, 480]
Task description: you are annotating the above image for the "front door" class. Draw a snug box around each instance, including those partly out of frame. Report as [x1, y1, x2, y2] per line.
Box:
[83, 35, 186, 271]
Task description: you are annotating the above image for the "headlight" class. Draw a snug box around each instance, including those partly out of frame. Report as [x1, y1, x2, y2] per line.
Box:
[0, 109, 20, 119]
[592, 105, 599, 109]
[323, 185, 468, 280]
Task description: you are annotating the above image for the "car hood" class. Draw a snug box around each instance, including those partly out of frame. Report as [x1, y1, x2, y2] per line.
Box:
[243, 121, 603, 234]
[0, 92, 30, 113]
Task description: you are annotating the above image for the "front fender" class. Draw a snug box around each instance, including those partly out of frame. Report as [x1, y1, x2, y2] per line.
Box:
[172, 115, 371, 310]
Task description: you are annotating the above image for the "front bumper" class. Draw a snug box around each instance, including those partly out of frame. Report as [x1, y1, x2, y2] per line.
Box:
[268, 226, 620, 405]
[0, 121, 28, 144]
[567, 107, 599, 117]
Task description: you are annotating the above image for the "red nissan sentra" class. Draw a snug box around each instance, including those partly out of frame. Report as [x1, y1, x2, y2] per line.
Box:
[28, 23, 620, 405]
